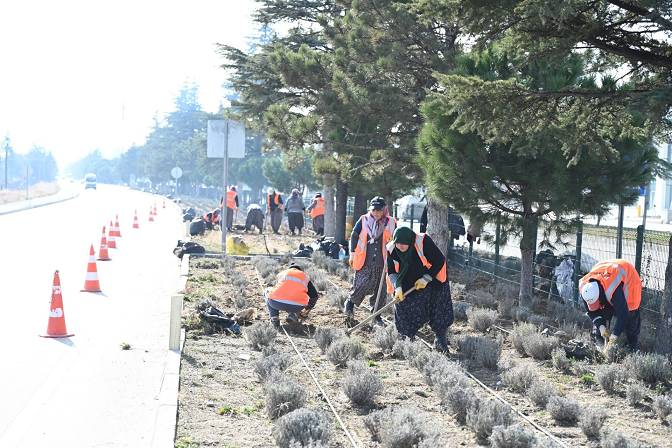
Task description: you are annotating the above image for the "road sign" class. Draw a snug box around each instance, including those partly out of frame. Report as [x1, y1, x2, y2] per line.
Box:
[207, 120, 245, 158]
[171, 167, 183, 179]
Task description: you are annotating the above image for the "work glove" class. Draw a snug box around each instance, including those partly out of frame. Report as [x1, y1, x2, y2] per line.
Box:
[348, 253, 354, 268]
[608, 334, 618, 345]
[299, 309, 310, 321]
[236, 207, 239, 212]
[304, 210, 307, 215]
[599, 325, 610, 340]
[414, 275, 432, 290]
[394, 287, 404, 302]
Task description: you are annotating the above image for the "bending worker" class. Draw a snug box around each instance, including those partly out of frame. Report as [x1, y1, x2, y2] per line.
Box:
[267, 188, 284, 234]
[386, 226, 453, 354]
[223, 186, 239, 231]
[580, 258, 642, 351]
[203, 208, 221, 231]
[266, 263, 319, 328]
[306, 192, 325, 236]
[244, 203, 264, 234]
[345, 196, 396, 326]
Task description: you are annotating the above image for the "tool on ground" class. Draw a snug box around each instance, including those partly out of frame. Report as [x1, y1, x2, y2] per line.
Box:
[344, 286, 416, 335]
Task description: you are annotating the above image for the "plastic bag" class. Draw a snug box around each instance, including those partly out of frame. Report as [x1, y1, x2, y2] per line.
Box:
[227, 236, 250, 255]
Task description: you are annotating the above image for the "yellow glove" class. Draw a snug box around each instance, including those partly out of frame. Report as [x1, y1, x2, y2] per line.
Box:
[608, 335, 617, 345]
[236, 207, 239, 212]
[394, 287, 404, 302]
[414, 276, 430, 290]
[599, 325, 610, 340]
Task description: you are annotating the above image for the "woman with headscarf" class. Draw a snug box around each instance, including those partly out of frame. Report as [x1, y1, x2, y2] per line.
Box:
[386, 226, 453, 354]
[345, 196, 397, 326]
[284, 188, 305, 235]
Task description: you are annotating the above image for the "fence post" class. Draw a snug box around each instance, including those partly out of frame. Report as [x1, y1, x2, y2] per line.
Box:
[635, 225, 644, 274]
[616, 203, 624, 258]
[572, 220, 583, 304]
[410, 204, 415, 228]
[494, 212, 501, 280]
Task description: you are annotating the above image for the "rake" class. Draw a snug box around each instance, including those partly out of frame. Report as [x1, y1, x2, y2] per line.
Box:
[344, 286, 416, 336]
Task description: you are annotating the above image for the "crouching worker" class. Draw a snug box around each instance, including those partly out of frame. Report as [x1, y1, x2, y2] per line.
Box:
[245, 203, 265, 234]
[266, 263, 319, 329]
[580, 259, 642, 351]
[203, 209, 221, 231]
[387, 227, 454, 354]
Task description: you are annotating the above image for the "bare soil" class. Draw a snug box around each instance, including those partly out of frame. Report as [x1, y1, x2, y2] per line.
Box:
[174, 219, 670, 447]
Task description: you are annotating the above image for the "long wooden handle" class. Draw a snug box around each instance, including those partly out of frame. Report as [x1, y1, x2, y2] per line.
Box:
[345, 286, 417, 335]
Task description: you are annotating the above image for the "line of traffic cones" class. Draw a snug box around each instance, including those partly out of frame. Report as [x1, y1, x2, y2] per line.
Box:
[108, 221, 117, 248]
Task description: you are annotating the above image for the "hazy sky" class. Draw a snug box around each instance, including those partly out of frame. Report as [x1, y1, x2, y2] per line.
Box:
[0, 0, 258, 169]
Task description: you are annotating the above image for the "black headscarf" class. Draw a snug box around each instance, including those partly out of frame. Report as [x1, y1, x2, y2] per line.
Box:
[392, 226, 417, 289]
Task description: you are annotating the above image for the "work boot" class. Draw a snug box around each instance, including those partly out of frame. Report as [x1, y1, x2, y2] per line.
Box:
[291, 230, 295, 236]
[298, 229, 302, 235]
[286, 313, 299, 323]
[273, 230, 280, 235]
[434, 329, 450, 355]
[372, 314, 384, 326]
[344, 299, 355, 317]
[271, 317, 280, 329]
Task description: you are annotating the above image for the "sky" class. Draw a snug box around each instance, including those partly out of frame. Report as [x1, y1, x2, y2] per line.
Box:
[0, 0, 258, 170]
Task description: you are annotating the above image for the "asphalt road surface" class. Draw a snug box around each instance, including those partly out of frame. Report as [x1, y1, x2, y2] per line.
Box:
[0, 184, 183, 447]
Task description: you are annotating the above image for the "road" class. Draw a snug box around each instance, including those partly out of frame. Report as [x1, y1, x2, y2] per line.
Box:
[0, 184, 184, 447]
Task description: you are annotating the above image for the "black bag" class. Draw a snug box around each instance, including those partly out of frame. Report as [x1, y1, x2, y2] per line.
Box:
[173, 240, 205, 259]
[292, 242, 314, 258]
[564, 339, 590, 360]
[190, 218, 206, 235]
[200, 306, 241, 335]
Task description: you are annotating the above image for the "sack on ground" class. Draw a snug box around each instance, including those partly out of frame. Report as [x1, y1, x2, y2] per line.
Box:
[173, 240, 205, 259]
[200, 306, 242, 335]
[227, 236, 250, 255]
[190, 218, 206, 235]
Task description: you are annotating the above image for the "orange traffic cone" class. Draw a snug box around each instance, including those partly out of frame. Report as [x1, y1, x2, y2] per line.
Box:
[114, 214, 122, 237]
[133, 210, 140, 229]
[154, 203, 158, 216]
[108, 220, 117, 248]
[162, 198, 166, 208]
[82, 244, 102, 292]
[40, 270, 74, 338]
[98, 226, 111, 261]
[149, 206, 154, 222]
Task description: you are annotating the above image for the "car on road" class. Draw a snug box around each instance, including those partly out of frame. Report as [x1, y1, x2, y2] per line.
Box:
[85, 173, 97, 190]
[396, 195, 426, 221]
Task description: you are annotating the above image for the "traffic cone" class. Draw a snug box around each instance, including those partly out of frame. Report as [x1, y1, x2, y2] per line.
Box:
[82, 244, 102, 292]
[149, 206, 154, 222]
[154, 202, 158, 215]
[40, 270, 74, 338]
[133, 210, 140, 228]
[162, 198, 166, 208]
[108, 220, 117, 248]
[114, 214, 122, 237]
[98, 226, 111, 261]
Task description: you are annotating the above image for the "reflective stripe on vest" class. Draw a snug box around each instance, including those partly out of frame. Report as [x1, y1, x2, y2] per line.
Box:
[385, 234, 446, 292]
[579, 259, 641, 311]
[267, 269, 311, 306]
[310, 198, 325, 218]
[352, 215, 396, 271]
[227, 190, 237, 210]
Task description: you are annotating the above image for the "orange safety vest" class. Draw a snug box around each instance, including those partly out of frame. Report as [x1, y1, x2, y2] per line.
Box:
[579, 259, 641, 311]
[310, 197, 325, 218]
[226, 190, 237, 210]
[351, 215, 397, 271]
[267, 269, 311, 306]
[386, 233, 447, 293]
[268, 194, 283, 211]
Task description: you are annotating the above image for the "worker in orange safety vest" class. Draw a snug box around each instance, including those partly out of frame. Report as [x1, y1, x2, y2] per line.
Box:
[266, 263, 319, 328]
[267, 187, 284, 234]
[222, 186, 239, 231]
[306, 192, 325, 236]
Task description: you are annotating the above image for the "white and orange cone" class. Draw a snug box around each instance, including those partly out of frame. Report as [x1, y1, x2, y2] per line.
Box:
[154, 203, 158, 216]
[108, 221, 117, 248]
[162, 198, 166, 208]
[149, 206, 154, 222]
[40, 270, 75, 338]
[97, 226, 111, 261]
[81, 244, 102, 292]
[133, 210, 140, 229]
[114, 214, 122, 237]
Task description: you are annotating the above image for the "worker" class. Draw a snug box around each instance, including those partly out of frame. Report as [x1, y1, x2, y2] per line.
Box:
[266, 263, 319, 328]
[580, 259, 642, 351]
[267, 187, 284, 234]
[345, 196, 396, 326]
[306, 192, 325, 236]
[244, 203, 265, 234]
[203, 208, 221, 231]
[224, 186, 239, 231]
[284, 188, 305, 236]
[386, 226, 453, 354]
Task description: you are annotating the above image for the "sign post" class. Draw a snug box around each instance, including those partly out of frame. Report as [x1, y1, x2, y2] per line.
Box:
[171, 166, 183, 199]
[207, 120, 245, 252]
[25, 166, 33, 200]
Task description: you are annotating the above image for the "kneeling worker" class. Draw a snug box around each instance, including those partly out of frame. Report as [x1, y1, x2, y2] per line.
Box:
[267, 263, 319, 328]
[580, 258, 642, 351]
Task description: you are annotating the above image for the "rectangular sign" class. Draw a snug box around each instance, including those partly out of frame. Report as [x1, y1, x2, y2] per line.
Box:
[207, 120, 246, 158]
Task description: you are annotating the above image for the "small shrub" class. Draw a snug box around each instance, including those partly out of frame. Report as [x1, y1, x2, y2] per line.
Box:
[326, 338, 366, 367]
[626, 380, 648, 406]
[371, 324, 399, 352]
[453, 301, 470, 321]
[326, 288, 349, 311]
[488, 423, 537, 448]
[264, 375, 306, 419]
[595, 364, 627, 393]
[546, 396, 581, 422]
[521, 332, 560, 360]
[469, 288, 496, 308]
[467, 307, 499, 332]
[423, 356, 465, 388]
[623, 352, 672, 384]
[272, 407, 331, 448]
[526, 380, 556, 408]
[314, 326, 341, 353]
[342, 361, 383, 406]
[501, 364, 537, 392]
[392, 338, 424, 360]
[262, 343, 278, 357]
[254, 353, 292, 382]
[578, 407, 608, 438]
[551, 347, 571, 371]
[364, 406, 446, 447]
[245, 321, 277, 351]
[456, 334, 503, 368]
[573, 360, 591, 377]
[511, 323, 535, 355]
[466, 399, 514, 442]
[234, 295, 247, 310]
[498, 356, 517, 373]
[653, 394, 672, 421]
[600, 431, 646, 448]
[440, 383, 480, 424]
[511, 306, 532, 323]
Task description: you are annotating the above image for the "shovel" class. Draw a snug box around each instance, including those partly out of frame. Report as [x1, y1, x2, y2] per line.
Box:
[344, 286, 416, 336]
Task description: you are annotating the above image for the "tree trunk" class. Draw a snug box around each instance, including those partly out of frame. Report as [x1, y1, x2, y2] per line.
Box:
[353, 189, 367, 220]
[427, 198, 449, 259]
[654, 235, 672, 354]
[335, 178, 348, 245]
[518, 215, 537, 308]
[323, 173, 336, 238]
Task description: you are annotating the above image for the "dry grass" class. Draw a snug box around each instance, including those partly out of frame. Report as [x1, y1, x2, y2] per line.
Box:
[0, 182, 59, 204]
